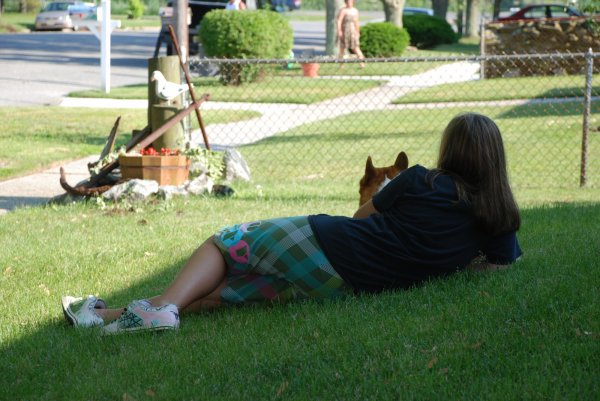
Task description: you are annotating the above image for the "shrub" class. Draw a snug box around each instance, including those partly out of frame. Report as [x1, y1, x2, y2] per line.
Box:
[127, 0, 145, 19]
[199, 10, 293, 85]
[402, 14, 457, 49]
[360, 22, 410, 57]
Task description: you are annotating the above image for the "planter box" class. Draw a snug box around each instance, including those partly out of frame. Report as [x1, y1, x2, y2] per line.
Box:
[119, 154, 190, 186]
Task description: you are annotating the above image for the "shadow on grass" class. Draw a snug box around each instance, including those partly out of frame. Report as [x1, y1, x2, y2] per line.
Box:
[2, 203, 600, 399]
[498, 98, 600, 119]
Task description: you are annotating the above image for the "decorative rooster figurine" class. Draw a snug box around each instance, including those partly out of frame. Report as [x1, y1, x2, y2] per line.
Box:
[150, 70, 190, 104]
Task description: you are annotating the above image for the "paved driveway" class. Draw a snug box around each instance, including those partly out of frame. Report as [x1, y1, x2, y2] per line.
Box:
[0, 30, 158, 106]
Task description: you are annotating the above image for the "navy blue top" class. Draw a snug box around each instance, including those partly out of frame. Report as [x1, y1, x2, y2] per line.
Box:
[308, 165, 522, 293]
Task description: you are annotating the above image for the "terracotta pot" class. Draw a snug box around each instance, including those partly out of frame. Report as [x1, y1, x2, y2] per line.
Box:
[301, 62, 320, 78]
[119, 154, 190, 186]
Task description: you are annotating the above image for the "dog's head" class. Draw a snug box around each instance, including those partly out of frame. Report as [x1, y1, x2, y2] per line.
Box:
[358, 152, 409, 206]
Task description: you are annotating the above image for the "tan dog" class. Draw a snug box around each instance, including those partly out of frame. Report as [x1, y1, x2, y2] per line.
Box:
[358, 152, 409, 206]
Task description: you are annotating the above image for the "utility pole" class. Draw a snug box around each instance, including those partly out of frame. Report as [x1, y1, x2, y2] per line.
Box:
[173, 0, 189, 62]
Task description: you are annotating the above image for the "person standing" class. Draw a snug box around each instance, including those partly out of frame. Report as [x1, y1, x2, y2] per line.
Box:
[226, 0, 246, 10]
[337, 0, 365, 67]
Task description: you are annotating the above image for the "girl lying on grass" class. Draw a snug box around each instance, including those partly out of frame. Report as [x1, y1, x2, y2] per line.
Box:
[62, 112, 522, 335]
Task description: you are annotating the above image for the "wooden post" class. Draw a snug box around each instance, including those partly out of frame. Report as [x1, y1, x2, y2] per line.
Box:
[173, 0, 189, 61]
[147, 55, 184, 150]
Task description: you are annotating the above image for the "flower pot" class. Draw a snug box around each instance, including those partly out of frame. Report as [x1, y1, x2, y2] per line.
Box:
[301, 62, 320, 78]
[119, 154, 190, 186]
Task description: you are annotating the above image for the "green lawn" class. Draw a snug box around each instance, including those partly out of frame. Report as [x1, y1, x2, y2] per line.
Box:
[0, 12, 35, 32]
[394, 74, 600, 104]
[0, 107, 260, 180]
[1, 71, 599, 398]
[0, 12, 161, 32]
[0, 191, 598, 400]
[70, 76, 385, 104]
[114, 14, 161, 29]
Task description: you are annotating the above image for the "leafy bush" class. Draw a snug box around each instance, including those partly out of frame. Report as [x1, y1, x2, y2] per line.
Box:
[199, 10, 293, 85]
[127, 0, 145, 19]
[402, 14, 457, 49]
[360, 22, 410, 57]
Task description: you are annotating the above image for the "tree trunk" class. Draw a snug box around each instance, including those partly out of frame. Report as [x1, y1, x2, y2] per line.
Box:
[326, 0, 344, 56]
[431, 0, 449, 19]
[381, 0, 405, 27]
[492, 0, 502, 20]
[455, 0, 465, 36]
[465, 0, 480, 38]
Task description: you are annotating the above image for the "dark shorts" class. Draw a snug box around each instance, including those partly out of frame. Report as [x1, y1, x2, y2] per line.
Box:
[213, 216, 352, 304]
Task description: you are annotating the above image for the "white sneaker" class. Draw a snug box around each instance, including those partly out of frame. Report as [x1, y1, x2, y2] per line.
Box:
[102, 300, 179, 335]
[61, 295, 106, 327]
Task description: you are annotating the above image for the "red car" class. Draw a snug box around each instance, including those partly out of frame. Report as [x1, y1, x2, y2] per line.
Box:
[498, 4, 582, 21]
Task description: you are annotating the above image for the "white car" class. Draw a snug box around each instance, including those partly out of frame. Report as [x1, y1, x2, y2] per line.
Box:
[34, 1, 96, 31]
[404, 7, 434, 16]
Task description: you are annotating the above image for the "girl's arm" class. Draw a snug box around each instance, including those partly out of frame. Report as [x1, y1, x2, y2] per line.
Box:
[353, 199, 379, 219]
[354, 11, 360, 37]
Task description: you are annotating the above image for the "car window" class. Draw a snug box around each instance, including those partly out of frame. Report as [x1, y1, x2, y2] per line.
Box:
[45, 2, 71, 11]
[523, 6, 547, 19]
[549, 6, 571, 18]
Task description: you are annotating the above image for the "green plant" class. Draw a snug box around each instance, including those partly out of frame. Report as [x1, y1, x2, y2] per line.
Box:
[184, 148, 226, 180]
[198, 10, 293, 85]
[127, 0, 145, 19]
[402, 14, 457, 49]
[18, 0, 41, 13]
[360, 22, 410, 57]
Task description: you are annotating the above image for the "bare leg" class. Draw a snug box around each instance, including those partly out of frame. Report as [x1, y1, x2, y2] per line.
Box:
[355, 46, 365, 68]
[338, 46, 346, 68]
[95, 238, 227, 323]
[150, 238, 226, 309]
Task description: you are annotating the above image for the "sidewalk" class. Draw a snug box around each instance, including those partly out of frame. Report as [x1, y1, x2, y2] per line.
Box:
[0, 61, 480, 216]
[0, 156, 98, 215]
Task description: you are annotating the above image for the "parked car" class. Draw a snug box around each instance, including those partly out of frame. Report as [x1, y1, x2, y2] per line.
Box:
[498, 4, 582, 21]
[34, 1, 96, 31]
[270, 0, 301, 12]
[403, 7, 434, 16]
[160, 0, 228, 55]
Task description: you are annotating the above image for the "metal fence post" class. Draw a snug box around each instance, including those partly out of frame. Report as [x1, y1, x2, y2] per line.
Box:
[479, 18, 485, 80]
[580, 48, 594, 187]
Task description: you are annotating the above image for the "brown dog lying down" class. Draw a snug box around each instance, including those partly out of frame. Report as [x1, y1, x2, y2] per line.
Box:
[358, 151, 409, 206]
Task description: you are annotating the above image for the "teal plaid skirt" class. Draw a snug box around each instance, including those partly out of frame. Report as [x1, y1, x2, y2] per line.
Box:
[213, 216, 352, 304]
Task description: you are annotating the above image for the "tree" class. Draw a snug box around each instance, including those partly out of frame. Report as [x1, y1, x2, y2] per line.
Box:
[432, 0, 449, 19]
[492, 0, 502, 20]
[382, 0, 406, 28]
[325, 0, 344, 56]
[464, 0, 481, 38]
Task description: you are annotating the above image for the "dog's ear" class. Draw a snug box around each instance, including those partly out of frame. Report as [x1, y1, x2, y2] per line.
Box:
[394, 152, 409, 171]
[364, 156, 375, 178]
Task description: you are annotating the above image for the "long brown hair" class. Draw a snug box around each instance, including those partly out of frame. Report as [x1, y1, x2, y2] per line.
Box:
[431, 113, 520, 235]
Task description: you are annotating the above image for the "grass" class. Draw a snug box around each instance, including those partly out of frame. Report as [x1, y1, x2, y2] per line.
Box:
[0, 12, 35, 32]
[114, 14, 161, 29]
[234, 101, 600, 191]
[0, 108, 260, 180]
[69, 37, 482, 101]
[394, 74, 600, 104]
[0, 190, 598, 399]
[1, 60, 599, 396]
[70, 76, 385, 103]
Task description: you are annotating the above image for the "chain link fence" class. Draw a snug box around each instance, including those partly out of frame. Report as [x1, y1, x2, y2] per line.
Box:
[187, 52, 599, 190]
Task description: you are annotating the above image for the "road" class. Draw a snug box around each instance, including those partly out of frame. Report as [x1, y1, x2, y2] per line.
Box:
[0, 19, 330, 107]
[0, 30, 158, 106]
